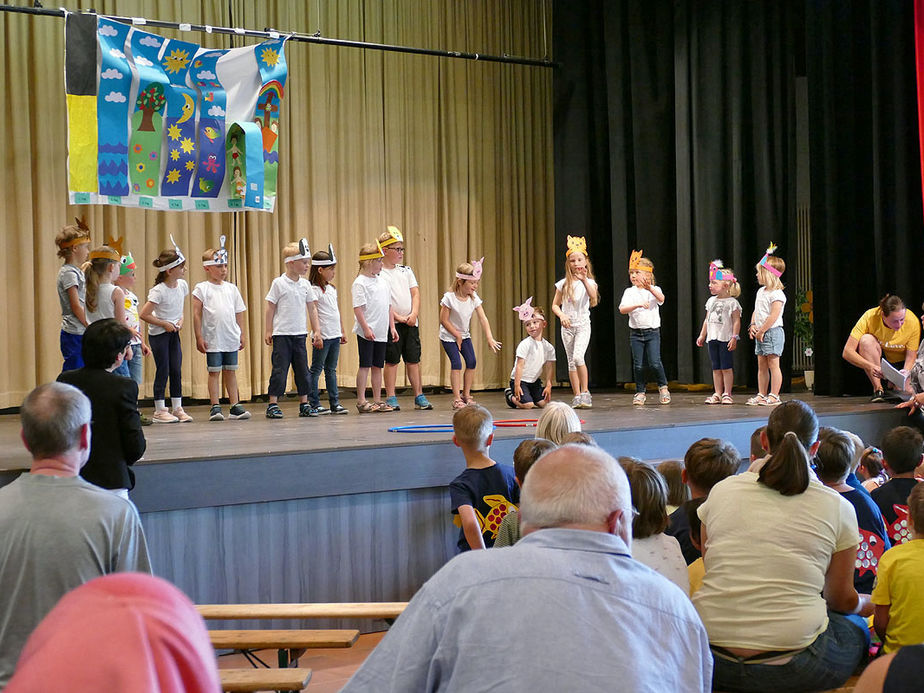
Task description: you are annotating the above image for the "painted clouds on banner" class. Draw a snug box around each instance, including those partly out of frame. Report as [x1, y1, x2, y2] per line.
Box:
[65, 13, 288, 212]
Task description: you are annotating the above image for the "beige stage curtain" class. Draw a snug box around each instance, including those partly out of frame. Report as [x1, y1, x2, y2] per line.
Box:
[0, 0, 553, 408]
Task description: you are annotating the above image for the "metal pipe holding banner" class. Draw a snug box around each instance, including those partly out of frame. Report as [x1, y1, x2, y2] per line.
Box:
[0, 3, 558, 68]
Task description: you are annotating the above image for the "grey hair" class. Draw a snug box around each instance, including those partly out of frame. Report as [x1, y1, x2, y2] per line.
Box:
[842, 430, 864, 473]
[520, 445, 630, 530]
[21, 382, 91, 459]
[535, 401, 582, 444]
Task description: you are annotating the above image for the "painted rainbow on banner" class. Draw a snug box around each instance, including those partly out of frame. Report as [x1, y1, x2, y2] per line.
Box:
[65, 13, 288, 212]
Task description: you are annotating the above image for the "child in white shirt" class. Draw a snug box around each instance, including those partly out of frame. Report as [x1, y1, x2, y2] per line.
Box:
[55, 219, 91, 371]
[307, 245, 348, 416]
[619, 251, 670, 405]
[746, 244, 787, 406]
[352, 243, 398, 413]
[505, 299, 556, 410]
[696, 261, 742, 405]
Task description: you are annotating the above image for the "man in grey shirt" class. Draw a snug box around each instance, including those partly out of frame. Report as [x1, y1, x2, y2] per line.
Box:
[0, 382, 152, 687]
[342, 445, 713, 692]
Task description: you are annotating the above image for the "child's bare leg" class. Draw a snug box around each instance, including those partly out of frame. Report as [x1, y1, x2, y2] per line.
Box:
[517, 401, 535, 409]
[463, 368, 475, 400]
[568, 369, 580, 396]
[356, 366, 370, 404]
[757, 355, 770, 395]
[223, 369, 240, 405]
[449, 369, 462, 400]
[406, 362, 422, 397]
[370, 366, 383, 402]
[577, 364, 589, 393]
[207, 371, 221, 405]
[767, 355, 782, 396]
[384, 362, 398, 398]
[721, 368, 734, 395]
[712, 370, 724, 396]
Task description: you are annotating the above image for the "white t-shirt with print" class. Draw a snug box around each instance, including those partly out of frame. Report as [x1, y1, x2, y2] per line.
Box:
[705, 296, 743, 342]
[439, 291, 483, 341]
[379, 265, 419, 321]
[265, 274, 315, 336]
[753, 287, 786, 329]
[619, 285, 664, 329]
[510, 336, 556, 382]
[631, 533, 690, 595]
[146, 279, 189, 336]
[123, 289, 142, 345]
[555, 277, 597, 325]
[351, 274, 391, 341]
[312, 283, 343, 340]
[192, 280, 246, 352]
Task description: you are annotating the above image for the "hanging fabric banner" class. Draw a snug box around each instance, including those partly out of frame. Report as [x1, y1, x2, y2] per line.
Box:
[65, 13, 288, 212]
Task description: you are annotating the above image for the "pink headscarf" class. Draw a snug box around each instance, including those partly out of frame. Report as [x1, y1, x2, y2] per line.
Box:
[7, 573, 219, 693]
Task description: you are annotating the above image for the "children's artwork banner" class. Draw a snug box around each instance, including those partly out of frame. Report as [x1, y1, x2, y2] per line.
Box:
[64, 13, 288, 212]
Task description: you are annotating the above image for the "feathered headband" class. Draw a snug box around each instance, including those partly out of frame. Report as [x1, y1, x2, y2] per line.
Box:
[285, 238, 312, 263]
[456, 257, 484, 281]
[203, 235, 229, 266]
[566, 235, 587, 257]
[629, 249, 652, 273]
[709, 259, 736, 283]
[59, 216, 91, 248]
[513, 296, 537, 322]
[159, 234, 186, 272]
[312, 244, 338, 266]
[757, 242, 782, 277]
[377, 225, 404, 251]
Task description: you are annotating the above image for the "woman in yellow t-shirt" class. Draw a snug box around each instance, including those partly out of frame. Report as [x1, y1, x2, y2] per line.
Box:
[842, 294, 919, 402]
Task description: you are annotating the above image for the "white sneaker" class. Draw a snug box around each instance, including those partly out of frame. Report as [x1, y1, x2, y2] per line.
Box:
[152, 409, 179, 424]
[571, 395, 584, 409]
[581, 392, 593, 408]
[171, 407, 193, 423]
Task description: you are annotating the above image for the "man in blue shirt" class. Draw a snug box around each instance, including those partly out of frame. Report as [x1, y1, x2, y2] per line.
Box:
[342, 445, 713, 693]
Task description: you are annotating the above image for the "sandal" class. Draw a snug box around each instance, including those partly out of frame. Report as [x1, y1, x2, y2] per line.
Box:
[356, 401, 375, 413]
[372, 401, 394, 412]
[746, 394, 766, 406]
[760, 394, 782, 406]
[265, 403, 284, 419]
[451, 399, 467, 410]
[659, 386, 671, 405]
[704, 393, 722, 405]
[721, 393, 734, 405]
[462, 395, 476, 405]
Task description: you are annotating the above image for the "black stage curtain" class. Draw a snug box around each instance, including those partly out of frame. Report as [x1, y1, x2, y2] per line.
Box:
[554, 1, 799, 390]
[806, 0, 924, 396]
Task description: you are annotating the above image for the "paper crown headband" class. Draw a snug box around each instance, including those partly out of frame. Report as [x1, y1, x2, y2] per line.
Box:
[312, 244, 338, 266]
[159, 234, 186, 272]
[708, 260, 736, 283]
[513, 296, 537, 321]
[203, 235, 229, 266]
[285, 238, 312, 263]
[89, 245, 121, 262]
[120, 253, 136, 275]
[757, 242, 782, 277]
[378, 225, 404, 252]
[456, 257, 484, 281]
[629, 250, 652, 272]
[59, 216, 91, 248]
[359, 244, 384, 261]
[566, 235, 587, 257]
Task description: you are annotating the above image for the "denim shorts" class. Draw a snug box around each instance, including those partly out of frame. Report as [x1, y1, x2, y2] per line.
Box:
[754, 326, 784, 357]
[206, 351, 239, 372]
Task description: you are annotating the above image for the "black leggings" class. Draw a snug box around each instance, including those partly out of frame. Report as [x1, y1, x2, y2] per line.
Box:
[150, 331, 183, 400]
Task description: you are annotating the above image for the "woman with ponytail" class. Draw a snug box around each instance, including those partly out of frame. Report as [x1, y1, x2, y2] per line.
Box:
[692, 400, 873, 692]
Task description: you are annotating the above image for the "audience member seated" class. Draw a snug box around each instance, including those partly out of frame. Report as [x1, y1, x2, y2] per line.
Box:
[842, 294, 919, 402]
[666, 438, 739, 564]
[0, 383, 151, 688]
[871, 426, 923, 545]
[657, 459, 689, 515]
[858, 446, 889, 492]
[493, 438, 556, 548]
[871, 483, 924, 653]
[559, 430, 598, 447]
[685, 497, 707, 595]
[854, 643, 924, 693]
[623, 460, 689, 593]
[534, 400, 581, 444]
[814, 429, 891, 593]
[449, 405, 518, 552]
[693, 400, 872, 693]
[6, 573, 219, 693]
[749, 425, 767, 467]
[341, 445, 713, 692]
[57, 318, 146, 495]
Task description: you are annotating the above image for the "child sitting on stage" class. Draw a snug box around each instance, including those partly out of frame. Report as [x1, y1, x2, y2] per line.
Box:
[504, 298, 556, 409]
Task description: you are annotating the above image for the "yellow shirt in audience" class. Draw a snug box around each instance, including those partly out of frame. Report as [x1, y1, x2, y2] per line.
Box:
[850, 307, 920, 363]
[688, 557, 704, 596]
[871, 539, 924, 653]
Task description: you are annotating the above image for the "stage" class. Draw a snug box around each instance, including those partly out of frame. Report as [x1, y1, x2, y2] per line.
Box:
[0, 388, 908, 630]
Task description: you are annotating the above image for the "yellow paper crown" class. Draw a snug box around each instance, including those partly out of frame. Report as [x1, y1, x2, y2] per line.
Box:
[88, 246, 121, 262]
[59, 216, 92, 248]
[359, 246, 384, 261]
[628, 249, 652, 272]
[105, 235, 125, 257]
[566, 235, 587, 257]
[378, 225, 404, 250]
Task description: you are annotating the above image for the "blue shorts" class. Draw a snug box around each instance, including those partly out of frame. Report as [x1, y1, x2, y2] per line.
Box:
[509, 378, 544, 404]
[206, 351, 239, 372]
[707, 340, 735, 370]
[754, 326, 785, 357]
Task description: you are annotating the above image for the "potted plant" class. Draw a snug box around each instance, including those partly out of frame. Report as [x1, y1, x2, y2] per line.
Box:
[795, 289, 814, 390]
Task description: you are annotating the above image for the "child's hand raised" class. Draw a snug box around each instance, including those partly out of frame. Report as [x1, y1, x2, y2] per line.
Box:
[488, 338, 502, 353]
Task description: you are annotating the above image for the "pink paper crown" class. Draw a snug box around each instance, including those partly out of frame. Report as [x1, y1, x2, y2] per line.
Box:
[757, 242, 782, 277]
[709, 259, 736, 283]
[513, 296, 535, 321]
[456, 257, 484, 281]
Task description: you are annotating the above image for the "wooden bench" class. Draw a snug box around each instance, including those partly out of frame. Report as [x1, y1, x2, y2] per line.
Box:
[219, 667, 311, 692]
[210, 629, 359, 667]
[198, 602, 407, 621]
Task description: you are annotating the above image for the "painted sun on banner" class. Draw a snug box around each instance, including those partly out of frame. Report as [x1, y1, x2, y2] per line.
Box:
[64, 13, 288, 212]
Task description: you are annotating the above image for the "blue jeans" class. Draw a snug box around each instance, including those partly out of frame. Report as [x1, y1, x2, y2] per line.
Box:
[711, 611, 868, 693]
[309, 338, 341, 407]
[629, 328, 667, 392]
